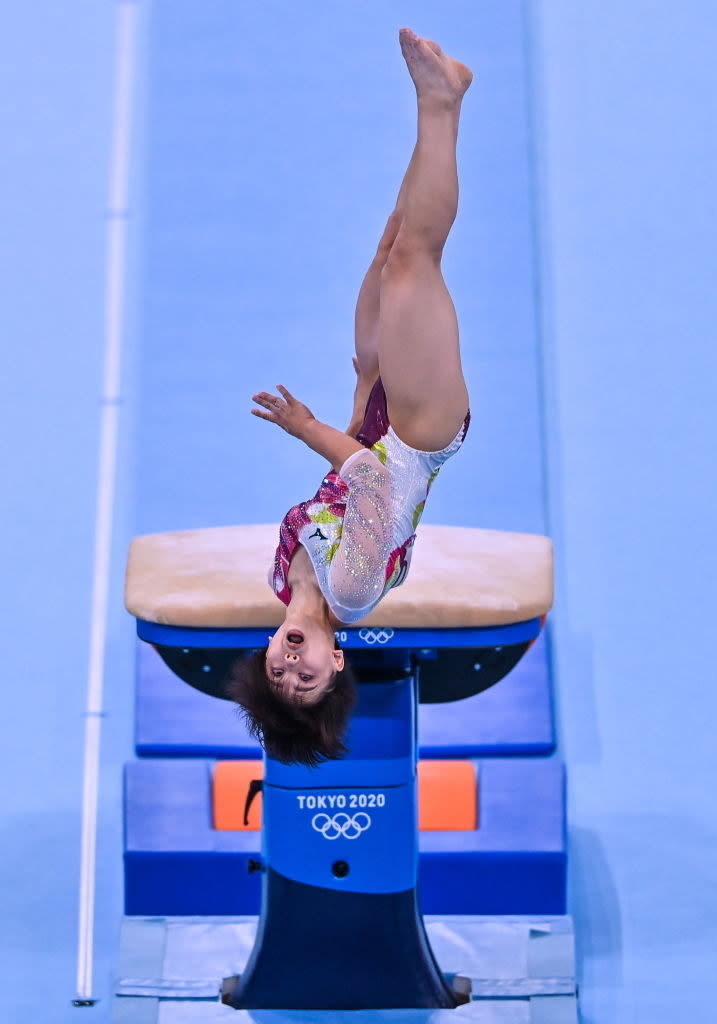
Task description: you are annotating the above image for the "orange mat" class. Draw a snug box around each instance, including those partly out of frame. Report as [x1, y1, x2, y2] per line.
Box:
[214, 760, 478, 832]
[418, 759, 478, 831]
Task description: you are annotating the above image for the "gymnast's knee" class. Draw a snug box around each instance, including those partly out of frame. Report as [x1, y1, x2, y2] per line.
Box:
[374, 210, 404, 266]
[381, 229, 443, 278]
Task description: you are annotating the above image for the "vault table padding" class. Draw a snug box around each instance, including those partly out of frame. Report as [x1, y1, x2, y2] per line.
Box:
[125, 524, 553, 628]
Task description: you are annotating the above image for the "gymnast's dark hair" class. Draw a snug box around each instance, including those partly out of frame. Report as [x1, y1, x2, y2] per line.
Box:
[227, 642, 357, 768]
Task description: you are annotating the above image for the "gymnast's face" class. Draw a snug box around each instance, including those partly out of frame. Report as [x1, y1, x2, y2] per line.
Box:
[265, 621, 344, 706]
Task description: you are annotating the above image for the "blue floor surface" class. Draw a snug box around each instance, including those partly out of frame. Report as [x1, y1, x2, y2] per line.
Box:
[2, 2, 716, 1022]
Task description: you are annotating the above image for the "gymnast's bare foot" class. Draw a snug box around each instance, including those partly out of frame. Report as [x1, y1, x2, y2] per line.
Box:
[399, 27, 473, 107]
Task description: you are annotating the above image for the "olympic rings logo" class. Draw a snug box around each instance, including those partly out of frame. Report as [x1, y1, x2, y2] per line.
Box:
[358, 628, 395, 646]
[311, 812, 372, 840]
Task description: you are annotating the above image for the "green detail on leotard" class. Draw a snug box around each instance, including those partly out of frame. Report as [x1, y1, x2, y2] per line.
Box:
[412, 500, 426, 530]
[325, 540, 341, 563]
[309, 508, 341, 525]
[427, 467, 440, 489]
[372, 439, 388, 466]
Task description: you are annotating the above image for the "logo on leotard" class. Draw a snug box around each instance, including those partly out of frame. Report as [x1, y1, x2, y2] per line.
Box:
[308, 527, 328, 541]
[358, 628, 395, 646]
[393, 564, 409, 587]
[311, 812, 372, 840]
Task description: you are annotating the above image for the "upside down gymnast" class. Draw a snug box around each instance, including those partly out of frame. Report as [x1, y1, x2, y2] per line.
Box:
[229, 27, 474, 765]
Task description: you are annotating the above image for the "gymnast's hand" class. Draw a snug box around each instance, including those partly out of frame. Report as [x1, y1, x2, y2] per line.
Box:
[251, 385, 316, 439]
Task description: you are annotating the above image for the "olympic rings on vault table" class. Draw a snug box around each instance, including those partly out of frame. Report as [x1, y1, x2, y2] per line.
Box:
[311, 812, 372, 839]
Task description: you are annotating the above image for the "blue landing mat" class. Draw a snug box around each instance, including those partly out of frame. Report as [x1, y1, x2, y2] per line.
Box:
[135, 634, 554, 759]
[114, 916, 577, 1022]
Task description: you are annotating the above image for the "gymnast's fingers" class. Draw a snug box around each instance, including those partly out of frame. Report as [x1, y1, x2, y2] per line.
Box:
[276, 384, 295, 404]
[251, 408, 278, 423]
[252, 391, 284, 411]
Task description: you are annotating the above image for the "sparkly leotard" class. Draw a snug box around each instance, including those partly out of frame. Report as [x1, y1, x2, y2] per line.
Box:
[270, 378, 470, 623]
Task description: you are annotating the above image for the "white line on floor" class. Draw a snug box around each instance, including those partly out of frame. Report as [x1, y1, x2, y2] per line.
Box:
[75, 0, 138, 1004]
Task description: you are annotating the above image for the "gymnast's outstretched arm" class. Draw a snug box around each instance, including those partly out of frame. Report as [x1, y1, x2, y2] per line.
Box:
[252, 384, 363, 472]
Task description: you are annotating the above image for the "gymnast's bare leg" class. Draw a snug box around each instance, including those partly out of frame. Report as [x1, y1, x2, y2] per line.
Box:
[347, 35, 467, 435]
[346, 179, 411, 431]
[376, 28, 472, 451]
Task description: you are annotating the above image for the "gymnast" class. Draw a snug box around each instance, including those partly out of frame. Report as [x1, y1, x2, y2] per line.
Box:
[230, 28, 473, 765]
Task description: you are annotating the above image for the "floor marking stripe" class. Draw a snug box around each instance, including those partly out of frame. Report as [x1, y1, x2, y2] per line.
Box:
[74, 0, 138, 1004]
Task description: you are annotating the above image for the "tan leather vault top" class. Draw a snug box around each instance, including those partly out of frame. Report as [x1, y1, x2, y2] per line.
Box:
[125, 523, 553, 629]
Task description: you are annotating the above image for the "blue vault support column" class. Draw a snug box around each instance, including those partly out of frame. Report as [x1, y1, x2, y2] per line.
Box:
[223, 675, 460, 1010]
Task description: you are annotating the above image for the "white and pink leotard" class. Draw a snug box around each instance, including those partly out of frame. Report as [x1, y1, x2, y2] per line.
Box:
[270, 378, 470, 624]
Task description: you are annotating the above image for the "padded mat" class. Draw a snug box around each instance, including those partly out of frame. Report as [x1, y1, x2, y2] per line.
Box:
[135, 633, 554, 758]
[124, 758, 566, 916]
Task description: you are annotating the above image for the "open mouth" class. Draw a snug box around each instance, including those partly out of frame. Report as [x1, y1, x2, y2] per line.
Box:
[286, 630, 304, 645]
